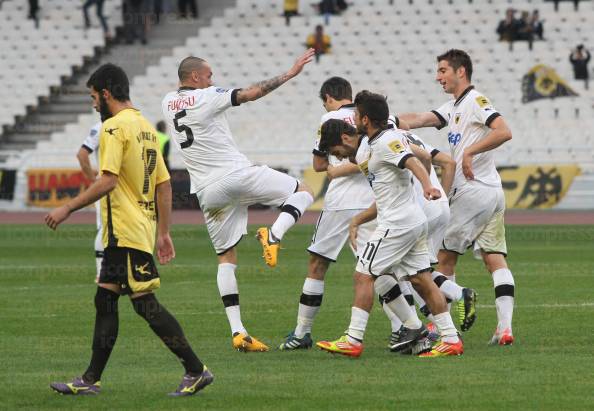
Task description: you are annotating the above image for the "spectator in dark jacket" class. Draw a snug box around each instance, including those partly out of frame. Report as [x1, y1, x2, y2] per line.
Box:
[497, 8, 519, 50]
[83, 0, 110, 38]
[570, 45, 591, 89]
[530, 9, 543, 40]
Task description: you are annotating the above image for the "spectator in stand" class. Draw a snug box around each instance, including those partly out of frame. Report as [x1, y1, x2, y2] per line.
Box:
[517, 10, 534, 50]
[496, 8, 519, 50]
[178, 0, 198, 19]
[553, 0, 581, 12]
[570, 45, 591, 90]
[306, 24, 331, 63]
[28, 0, 39, 27]
[530, 9, 544, 41]
[124, 0, 149, 45]
[83, 0, 110, 38]
[283, 0, 299, 26]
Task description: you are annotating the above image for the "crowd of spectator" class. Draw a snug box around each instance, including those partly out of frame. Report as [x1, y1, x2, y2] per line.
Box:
[570, 45, 591, 90]
[496, 8, 543, 50]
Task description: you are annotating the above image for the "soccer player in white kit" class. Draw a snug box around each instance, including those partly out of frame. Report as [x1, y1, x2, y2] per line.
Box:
[379, 126, 478, 341]
[161, 49, 316, 352]
[77, 122, 104, 282]
[278, 77, 377, 350]
[401, 49, 515, 345]
[316, 93, 463, 358]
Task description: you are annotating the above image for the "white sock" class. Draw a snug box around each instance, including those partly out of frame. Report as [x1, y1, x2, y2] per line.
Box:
[347, 306, 368, 344]
[432, 271, 463, 301]
[375, 276, 422, 329]
[95, 254, 102, 284]
[381, 299, 403, 332]
[295, 278, 324, 338]
[493, 268, 515, 331]
[216, 263, 246, 335]
[446, 274, 456, 283]
[271, 191, 314, 240]
[433, 312, 459, 344]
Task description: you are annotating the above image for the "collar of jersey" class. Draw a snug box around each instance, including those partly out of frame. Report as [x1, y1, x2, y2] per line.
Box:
[339, 103, 355, 109]
[178, 86, 197, 91]
[367, 123, 394, 144]
[453, 85, 474, 106]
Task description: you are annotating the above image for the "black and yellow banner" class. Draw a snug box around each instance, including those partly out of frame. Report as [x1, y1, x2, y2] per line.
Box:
[522, 64, 578, 103]
[302, 165, 581, 210]
[0, 169, 17, 201]
[27, 168, 93, 207]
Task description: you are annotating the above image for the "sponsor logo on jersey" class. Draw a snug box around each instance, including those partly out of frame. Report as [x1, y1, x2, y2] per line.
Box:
[104, 127, 118, 136]
[387, 140, 405, 154]
[367, 172, 376, 187]
[475, 96, 491, 108]
[448, 132, 461, 146]
[359, 160, 369, 176]
[215, 88, 228, 93]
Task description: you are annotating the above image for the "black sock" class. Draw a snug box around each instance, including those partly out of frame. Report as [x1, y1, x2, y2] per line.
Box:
[131, 294, 204, 375]
[83, 287, 120, 384]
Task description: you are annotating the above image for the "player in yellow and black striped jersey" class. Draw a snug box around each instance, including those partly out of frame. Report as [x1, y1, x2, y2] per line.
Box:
[45, 64, 212, 397]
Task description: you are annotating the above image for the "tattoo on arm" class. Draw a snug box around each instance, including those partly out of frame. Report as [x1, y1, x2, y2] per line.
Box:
[240, 73, 291, 102]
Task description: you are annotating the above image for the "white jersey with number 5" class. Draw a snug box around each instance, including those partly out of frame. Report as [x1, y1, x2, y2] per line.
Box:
[433, 86, 502, 191]
[161, 86, 252, 193]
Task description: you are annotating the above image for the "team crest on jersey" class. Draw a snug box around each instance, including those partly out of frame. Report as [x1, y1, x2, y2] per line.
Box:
[454, 113, 461, 124]
[358, 160, 369, 176]
[387, 140, 405, 154]
[215, 88, 228, 93]
[475, 96, 491, 108]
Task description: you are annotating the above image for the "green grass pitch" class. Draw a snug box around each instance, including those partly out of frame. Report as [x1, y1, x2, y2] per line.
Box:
[1, 224, 594, 410]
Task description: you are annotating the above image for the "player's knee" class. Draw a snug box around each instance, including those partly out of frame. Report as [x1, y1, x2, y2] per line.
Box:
[308, 254, 329, 279]
[95, 286, 120, 316]
[131, 293, 161, 322]
[297, 182, 314, 197]
[482, 252, 507, 273]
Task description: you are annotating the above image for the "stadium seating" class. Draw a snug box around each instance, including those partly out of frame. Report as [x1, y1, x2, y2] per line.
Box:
[31, 0, 594, 172]
[0, 0, 122, 129]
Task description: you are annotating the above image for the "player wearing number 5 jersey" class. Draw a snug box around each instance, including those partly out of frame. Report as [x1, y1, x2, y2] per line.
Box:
[45, 64, 211, 397]
[161, 49, 316, 352]
[401, 49, 515, 345]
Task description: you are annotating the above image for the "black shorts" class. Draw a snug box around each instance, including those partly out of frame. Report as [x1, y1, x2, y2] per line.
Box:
[99, 247, 160, 295]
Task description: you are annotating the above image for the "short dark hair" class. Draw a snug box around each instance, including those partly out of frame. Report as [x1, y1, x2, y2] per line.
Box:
[156, 121, 166, 133]
[178, 56, 207, 81]
[437, 49, 473, 81]
[86, 63, 130, 102]
[354, 91, 389, 128]
[319, 119, 357, 153]
[319, 77, 352, 102]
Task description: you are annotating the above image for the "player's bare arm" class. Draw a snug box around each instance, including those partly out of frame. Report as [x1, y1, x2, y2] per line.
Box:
[76, 148, 98, 181]
[403, 156, 441, 201]
[312, 154, 329, 172]
[349, 203, 377, 249]
[155, 179, 175, 265]
[236, 48, 315, 104]
[326, 162, 360, 181]
[397, 118, 411, 130]
[408, 144, 432, 174]
[432, 151, 456, 195]
[462, 116, 512, 180]
[45, 172, 118, 230]
[399, 112, 442, 129]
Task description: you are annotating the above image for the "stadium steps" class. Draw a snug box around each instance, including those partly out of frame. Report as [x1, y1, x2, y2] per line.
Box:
[556, 174, 594, 210]
[0, 0, 236, 151]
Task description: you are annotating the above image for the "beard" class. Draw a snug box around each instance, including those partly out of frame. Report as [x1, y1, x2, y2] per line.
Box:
[356, 122, 367, 135]
[98, 94, 112, 122]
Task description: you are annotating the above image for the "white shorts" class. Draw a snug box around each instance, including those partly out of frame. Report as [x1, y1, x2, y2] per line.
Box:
[307, 209, 377, 262]
[442, 184, 507, 256]
[424, 201, 450, 264]
[355, 222, 432, 280]
[196, 165, 299, 254]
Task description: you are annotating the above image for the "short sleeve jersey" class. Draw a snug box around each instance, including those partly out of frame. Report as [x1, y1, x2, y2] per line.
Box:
[400, 131, 448, 203]
[82, 122, 102, 160]
[161, 86, 252, 193]
[433, 87, 502, 190]
[314, 104, 374, 210]
[99, 108, 170, 254]
[362, 126, 426, 229]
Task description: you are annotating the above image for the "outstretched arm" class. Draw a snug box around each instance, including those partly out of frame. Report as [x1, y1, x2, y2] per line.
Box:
[76, 147, 97, 181]
[349, 203, 377, 249]
[236, 48, 315, 104]
[155, 180, 175, 265]
[399, 112, 443, 129]
[403, 157, 441, 201]
[432, 151, 456, 196]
